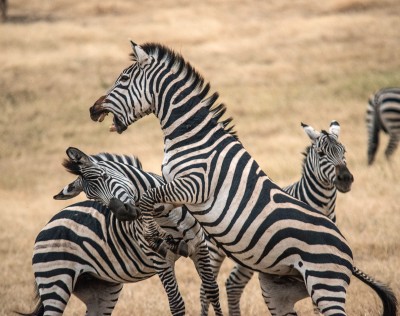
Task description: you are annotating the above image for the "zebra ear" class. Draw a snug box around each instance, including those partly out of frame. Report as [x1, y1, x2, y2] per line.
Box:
[53, 178, 83, 200]
[329, 120, 340, 137]
[301, 122, 320, 141]
[130, 41, 150, 68]
[66, 147, 93, 167]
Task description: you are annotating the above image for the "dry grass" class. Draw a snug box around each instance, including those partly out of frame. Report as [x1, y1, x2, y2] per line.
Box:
[1, 0, 399, 315]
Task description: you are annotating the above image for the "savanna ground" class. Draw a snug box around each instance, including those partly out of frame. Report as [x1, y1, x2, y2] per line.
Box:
[1, 0, 399, 315]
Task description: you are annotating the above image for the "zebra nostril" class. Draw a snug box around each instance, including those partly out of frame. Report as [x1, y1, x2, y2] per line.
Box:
[338, 173, 354, 183]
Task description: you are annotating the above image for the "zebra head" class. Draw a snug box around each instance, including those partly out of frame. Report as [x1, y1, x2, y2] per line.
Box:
[90, 41, 156, 134]
[302, 120, 354, 193]
[54, 147, 141, 221]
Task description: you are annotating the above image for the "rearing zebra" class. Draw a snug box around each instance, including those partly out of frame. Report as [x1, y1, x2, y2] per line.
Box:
[89, 41, 397, 315]
[200, 120, 355, 315]
[19, 149, 222, 316]
[366, 87, 400, 165]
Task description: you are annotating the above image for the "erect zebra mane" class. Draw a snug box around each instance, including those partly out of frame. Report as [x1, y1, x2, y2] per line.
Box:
[62, 158, 81, 176]
[134, 43, 238, 140]
[62, 153, 143, 176]
[91, 153, 143, 169]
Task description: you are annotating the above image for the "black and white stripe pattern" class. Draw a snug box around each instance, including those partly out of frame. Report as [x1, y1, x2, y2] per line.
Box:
[201, 120, 355, 315]
[89, 42, 397, 316]
[20, 149, 222, 316]
[366, 87, 400, 165]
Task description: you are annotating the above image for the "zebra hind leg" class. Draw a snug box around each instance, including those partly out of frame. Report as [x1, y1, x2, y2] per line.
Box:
[259, 273, 308, 316]
[73, 275, 123, 316]
[385, 134, 399, 161]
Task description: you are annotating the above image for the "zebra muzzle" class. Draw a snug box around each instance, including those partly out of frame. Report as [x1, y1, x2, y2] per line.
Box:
[109, 197, 141, 221]
[90, 95, 108, 122]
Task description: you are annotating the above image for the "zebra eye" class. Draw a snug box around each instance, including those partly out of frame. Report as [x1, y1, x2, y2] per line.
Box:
[120, 74, 130, 82]
[100, 172, 109, 180]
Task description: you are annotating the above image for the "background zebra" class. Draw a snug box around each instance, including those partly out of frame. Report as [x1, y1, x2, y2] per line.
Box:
[88, 42, 397, 315]
[200, 120, 354, 315]
[19, 148, 222, 316]
[366, 87, 400, 165]
[0, 0, 6, 21]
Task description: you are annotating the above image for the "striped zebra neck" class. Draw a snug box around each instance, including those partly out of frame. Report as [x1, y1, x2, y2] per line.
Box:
[283, 148, 337, 220]
[138, 44, 238, 144]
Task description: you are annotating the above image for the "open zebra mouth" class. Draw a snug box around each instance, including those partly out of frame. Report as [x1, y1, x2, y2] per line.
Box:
[89, 96, 127, 134]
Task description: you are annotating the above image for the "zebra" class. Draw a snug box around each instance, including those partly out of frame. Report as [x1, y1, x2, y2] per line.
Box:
[366, 87, 400, 165]
[0, 0, 6, 22]
[18, 148, 222, 316]
[88, 41, 398, 315]
[200, 120, 355, 315]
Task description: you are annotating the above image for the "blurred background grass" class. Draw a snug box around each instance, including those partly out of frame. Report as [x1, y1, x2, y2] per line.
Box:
[1, 0, 399, 315]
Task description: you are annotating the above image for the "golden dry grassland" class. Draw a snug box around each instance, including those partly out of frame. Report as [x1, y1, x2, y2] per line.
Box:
[1, 0, 399, 315]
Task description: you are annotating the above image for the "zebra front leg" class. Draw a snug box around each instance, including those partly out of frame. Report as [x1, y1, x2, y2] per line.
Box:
[157, 267, 186, 316]
[139, 177, 202, 257]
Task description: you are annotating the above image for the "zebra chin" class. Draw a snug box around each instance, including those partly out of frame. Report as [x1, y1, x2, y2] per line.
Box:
[108, 197, 141, 221]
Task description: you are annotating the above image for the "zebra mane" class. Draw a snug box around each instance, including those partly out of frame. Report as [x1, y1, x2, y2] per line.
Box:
[62, 159, 81, 176]
[62, 153, 143, 176]
[134, 43, 238, 140]
[90, 153, 143, 169]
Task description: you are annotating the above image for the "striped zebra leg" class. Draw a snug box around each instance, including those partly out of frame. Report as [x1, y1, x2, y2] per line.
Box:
[385, 133, 399, 160]
[136, 178, 202, 257]
[258, 273, 308, 316]
[200, 241, 226, 316]
[34, 269, 75, 315]
[156, 267, 186, 316]
[73, 277, 123, 316]
[225, 265, 254, 316]
[366, 101, 381, 165]
[190, 241, 223, 316]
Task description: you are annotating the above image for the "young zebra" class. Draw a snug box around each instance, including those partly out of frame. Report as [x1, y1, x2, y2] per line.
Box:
[19, 149, 222, 316]
[200, 120, 354, 315]
[89, 41, 398, 315]
[366, 87, 400, 165]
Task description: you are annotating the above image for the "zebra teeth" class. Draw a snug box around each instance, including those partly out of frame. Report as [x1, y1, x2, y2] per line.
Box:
[109, 124, 117, 132]
[98, 112, 108, 122]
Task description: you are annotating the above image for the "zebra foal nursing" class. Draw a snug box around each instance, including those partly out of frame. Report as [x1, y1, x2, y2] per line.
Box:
[88, 41, 398, 315]
[366, 87, 400, 165]
[19, 150, 222, 316]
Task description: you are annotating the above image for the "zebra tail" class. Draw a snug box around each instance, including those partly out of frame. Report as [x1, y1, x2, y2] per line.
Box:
[352, 266, 398, 316]
[14, 282, 44, 316]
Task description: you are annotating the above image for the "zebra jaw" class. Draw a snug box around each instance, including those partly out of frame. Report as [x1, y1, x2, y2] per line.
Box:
[90, 104, 126, 133]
